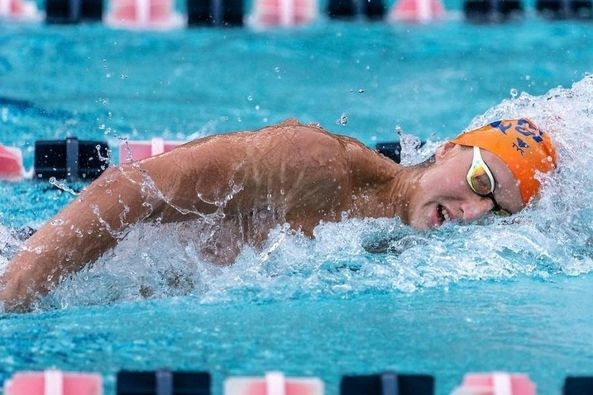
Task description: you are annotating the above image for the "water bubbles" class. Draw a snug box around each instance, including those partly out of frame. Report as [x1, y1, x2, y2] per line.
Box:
[48, 177, 79, 196]
[96, 144, 111, 163]
[510, 88, 518, 98]
[274, 66, 282, 78]
[336, 113, 348, 126]
[395, 126, 425, 166]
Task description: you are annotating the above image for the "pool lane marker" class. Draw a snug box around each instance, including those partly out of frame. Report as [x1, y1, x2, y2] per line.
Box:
[0, 137, 404, 182]
[0, 144, 25, 180]
[451, 372, 536, 395]
[249, 0, 318, 26]
[0, 0, 42, 20]
[389, 0, 445, 21]
[3, 370, 103, 395]
[119, 137, 182, 163]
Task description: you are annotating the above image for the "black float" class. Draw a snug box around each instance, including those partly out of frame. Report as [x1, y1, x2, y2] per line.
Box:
[463, 0, 524, 22]
[340, 371, 434, 395]
[326, 0, 386, 19]
[186, 0, 244, 26]
[536, 0, 592, 18]
[45, 0, 103, 23]
[564, 376, 593, 394]
[34, 138, 109, 181]
[117, 370, 211, 395]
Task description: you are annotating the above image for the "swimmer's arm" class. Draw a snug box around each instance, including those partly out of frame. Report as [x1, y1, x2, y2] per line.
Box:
[0, 165, 166, 312]
[0, 141, 241, 312]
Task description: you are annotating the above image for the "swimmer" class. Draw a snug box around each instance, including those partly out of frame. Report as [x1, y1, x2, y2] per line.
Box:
[0, 118, 557, 312]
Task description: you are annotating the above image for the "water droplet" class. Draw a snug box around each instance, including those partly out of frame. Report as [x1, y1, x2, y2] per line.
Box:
[510, 88, 518, 98]
[336, 113, 348, 126]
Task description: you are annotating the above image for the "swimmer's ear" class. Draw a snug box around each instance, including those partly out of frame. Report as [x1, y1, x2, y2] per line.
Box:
[435, 141, 457, 161]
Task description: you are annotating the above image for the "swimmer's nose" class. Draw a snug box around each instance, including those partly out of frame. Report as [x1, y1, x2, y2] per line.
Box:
[460, 197, 495, 222]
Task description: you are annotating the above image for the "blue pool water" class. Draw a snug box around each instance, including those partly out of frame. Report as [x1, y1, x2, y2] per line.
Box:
[2, 6, 593, 395]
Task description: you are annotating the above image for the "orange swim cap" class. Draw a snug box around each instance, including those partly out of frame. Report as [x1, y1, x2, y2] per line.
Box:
[450, 118, 557, 204]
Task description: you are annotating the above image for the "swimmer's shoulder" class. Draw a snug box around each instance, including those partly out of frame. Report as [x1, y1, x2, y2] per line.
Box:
[256, 119, 399, 169]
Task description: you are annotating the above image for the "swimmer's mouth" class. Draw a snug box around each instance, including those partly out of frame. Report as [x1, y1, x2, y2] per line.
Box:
[437, 204, 451, 226]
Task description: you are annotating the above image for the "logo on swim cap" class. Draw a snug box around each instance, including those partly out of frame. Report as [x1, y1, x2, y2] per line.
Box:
[451, 118, 557, 204]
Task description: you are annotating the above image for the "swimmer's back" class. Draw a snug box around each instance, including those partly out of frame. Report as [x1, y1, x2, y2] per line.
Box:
[131, 119, 398, 224]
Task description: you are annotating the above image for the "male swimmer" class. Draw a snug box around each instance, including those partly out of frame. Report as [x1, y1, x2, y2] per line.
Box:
[0, 118, 557, 311]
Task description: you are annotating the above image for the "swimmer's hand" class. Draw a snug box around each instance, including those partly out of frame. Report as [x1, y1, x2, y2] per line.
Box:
[362, 234, 427, 255]
[0, 274, 36, 313]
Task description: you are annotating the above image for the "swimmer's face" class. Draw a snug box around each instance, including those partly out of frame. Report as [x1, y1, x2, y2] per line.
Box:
[407, 143, 524, 230]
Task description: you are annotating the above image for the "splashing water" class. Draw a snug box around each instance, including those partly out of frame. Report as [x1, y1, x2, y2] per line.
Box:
[26, 76, 593, 310]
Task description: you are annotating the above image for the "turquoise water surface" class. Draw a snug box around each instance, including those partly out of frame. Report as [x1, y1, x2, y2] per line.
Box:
[1, 9, 593, 395]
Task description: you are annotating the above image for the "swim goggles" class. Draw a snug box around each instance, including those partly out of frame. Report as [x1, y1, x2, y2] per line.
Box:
[466, 146, 511, 216]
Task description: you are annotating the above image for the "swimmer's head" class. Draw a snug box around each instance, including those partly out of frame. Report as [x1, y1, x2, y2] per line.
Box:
[450, 118, 557, 204]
